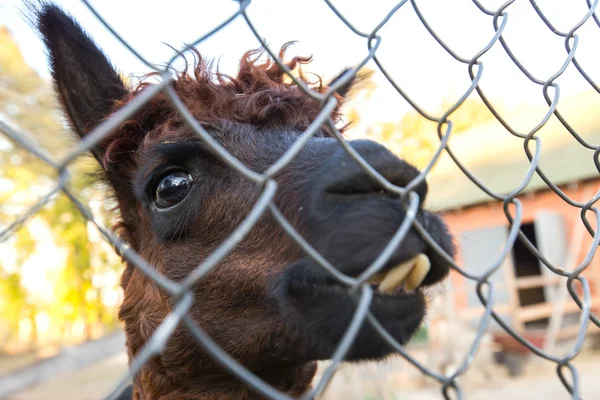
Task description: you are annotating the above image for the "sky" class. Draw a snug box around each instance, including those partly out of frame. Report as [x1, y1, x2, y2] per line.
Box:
[2, 0, 600, 131]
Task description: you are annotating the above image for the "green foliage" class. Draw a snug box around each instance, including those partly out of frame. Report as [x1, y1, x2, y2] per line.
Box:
[343, 73, 497, 170]
[0, 26, 122, 348]
[372, 97, 496, 169]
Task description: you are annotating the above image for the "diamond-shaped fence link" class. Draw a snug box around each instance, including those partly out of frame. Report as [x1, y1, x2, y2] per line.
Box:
[2, 0, 600, 399]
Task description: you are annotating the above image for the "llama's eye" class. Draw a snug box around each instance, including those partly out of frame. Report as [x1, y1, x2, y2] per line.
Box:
[154, 171, 193, 209]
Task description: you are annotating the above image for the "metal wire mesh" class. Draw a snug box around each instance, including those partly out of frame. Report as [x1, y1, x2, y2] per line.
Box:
[2, 0, 600, 399]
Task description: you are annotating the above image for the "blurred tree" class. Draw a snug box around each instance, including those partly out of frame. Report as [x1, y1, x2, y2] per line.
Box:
[395, 97, 497, 169]
[0, 26, 69, 159]
[0, 228, 35, 345]
[343, 71, 497, 169]
[0, 26, 122, 349]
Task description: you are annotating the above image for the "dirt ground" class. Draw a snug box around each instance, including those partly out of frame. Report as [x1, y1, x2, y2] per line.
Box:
[7, 349, 600, 400]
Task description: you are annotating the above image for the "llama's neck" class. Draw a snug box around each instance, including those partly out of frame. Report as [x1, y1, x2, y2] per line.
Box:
[133, 362, 317, 399]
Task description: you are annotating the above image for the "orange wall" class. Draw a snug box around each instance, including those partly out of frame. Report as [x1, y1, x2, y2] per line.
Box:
[437, 179, 600, 310]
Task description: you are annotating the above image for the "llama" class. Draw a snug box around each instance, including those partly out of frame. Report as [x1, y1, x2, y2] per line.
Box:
[30, 3, 455, 399]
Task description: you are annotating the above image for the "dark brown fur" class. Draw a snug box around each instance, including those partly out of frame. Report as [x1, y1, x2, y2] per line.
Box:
[111, 48, 348, 399]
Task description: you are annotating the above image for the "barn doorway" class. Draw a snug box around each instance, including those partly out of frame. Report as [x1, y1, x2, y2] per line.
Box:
[512, 222, 546, 307]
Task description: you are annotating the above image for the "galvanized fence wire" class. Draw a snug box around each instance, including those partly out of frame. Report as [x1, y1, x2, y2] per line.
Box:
[2, 0, 600, 398]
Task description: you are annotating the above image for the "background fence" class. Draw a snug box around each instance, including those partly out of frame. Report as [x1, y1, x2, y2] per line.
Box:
[2, 0, 600, 399]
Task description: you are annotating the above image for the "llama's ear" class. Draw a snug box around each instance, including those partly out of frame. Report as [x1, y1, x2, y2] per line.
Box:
[30, 2, 128, 164]
[327, 68, 373, 99]
[327, 68, 357, 98]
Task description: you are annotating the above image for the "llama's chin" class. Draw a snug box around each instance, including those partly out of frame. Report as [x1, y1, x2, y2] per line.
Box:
[271, 258, 429, 361]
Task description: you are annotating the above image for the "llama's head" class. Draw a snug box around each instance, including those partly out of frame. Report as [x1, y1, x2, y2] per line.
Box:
[33, 3, 454, 398]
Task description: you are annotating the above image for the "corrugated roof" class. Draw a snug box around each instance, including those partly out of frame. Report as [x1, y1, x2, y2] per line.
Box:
[423, 91, 600, 212]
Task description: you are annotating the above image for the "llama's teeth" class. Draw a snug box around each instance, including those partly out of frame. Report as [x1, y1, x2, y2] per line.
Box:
[404, 254, 431, 292]
[377, 255, 420, 293]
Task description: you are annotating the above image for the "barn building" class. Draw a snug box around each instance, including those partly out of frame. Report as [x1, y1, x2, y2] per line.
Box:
[424, 90, 600, 349]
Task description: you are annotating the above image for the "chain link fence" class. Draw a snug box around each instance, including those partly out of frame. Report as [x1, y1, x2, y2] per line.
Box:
[2, 0, 600, 399]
